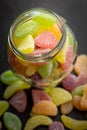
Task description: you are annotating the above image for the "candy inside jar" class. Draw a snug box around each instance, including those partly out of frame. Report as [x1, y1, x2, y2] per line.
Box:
[7, 8, 78, 88]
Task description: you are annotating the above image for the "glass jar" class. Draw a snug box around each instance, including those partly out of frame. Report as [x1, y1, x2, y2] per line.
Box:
[7, 8, 78, 88]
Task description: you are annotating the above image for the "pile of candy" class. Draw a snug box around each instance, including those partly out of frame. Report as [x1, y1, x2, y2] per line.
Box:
[0, 54, 87, 130]
[8, 9, 76, 87]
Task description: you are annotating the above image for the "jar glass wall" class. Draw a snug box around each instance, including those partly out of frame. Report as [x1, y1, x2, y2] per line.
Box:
[7, 8, 78, 88]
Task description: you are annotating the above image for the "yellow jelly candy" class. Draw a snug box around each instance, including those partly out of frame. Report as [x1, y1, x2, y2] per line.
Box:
[0, 101, 9, 116]
[25, 64, 37, 76]
[24, 115, 52, 130]
[61, 115, 87, 130]
[4, 81, 31, 99]
[46, 88, 72, 106]
[18, 35, 35, 54]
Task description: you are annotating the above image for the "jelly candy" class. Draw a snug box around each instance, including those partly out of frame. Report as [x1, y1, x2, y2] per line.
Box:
[37, 60, 53, 78]
[61, 115, 87, 130]
[77, 73, 87, 86]
[34, 31, 58, 49]
[48, 121, 65, 130]
[72, 95, 87, 111]
[62, 73, 78, 92]
[3, 112, 22, 130]
[60, 101, 73, 114]
[24, 115, 52, 130]
[31, 100, 58, 116]
[15, 20, 38, 39]
[0, 122, 2, 129]
[25, 64, 37, 76]
[55, 42, 68, 64]
[32, 89, 52, 104]
[74, 54, 87, 76]
[32, 12, 56, 26]
[80, 84, 87, 109]
[71, 85, 84, 97]
[4, 80, 31, 99]
[18, 35, 35, 54]
[49, 23, 62, 41]
[0, 70, 19, 85]
[9, 90, 27, 113]
[61, 45, 73, 69]
[47, 87, 72, 106]
[0, 101, 9, 116]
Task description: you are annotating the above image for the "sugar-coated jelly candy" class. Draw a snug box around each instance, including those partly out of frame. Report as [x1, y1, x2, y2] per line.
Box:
[31, 100, 58, 116]
[38, 60, 53, 78]
[24, 115, 52, 130]
[74, 54, 87, 76]
[0, 70, 19, 85]
[32, 12, 56, 26]
[18, 35, 35, 54]
[15, 20, 38, 39]
[32, 89, 52, 104]
[61, 115, 87, 130]
[72, 95, 87, 111]
[9, 90, 27, 113]
[0, 101, 9, 116]
[62, 73, 78, 92]
[60, 101, 73, 115]
[34, 31, 58, 49]
[3, 112, 22, 130]
[48, 121, 65, 130]
[25, 64, 37, 76]
[4, 80, 31, 99]
[47, 88, 72, 106]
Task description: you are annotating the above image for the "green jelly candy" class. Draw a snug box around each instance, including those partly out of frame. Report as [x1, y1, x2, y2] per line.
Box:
[24, 115, 52, 130]
[32, 12, 56, 26]
[15, 20, 39, 39]
[4, 80, 31, 99]
[38, 60, 53, 78]
[72, 85, 84, 97]
[61, 115, 87, 130]
[47, 88, 72, 106]
[0, 101, 9, 116]
[0, 70, 19, 85]
[3, 112, 22, 130]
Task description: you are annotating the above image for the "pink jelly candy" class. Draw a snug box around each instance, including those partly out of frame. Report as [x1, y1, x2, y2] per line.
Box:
[34, 31, 58, 49]
[32, 89, 52, 104]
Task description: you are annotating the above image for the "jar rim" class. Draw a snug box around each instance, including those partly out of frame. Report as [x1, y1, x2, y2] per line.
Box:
[8, 7, 66, 62]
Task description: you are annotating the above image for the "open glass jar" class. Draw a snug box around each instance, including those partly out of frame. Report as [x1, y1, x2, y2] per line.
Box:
[7, 8, 78, 88]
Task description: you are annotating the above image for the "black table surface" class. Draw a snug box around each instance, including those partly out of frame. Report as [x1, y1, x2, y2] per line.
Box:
[0, 0, 87, 130]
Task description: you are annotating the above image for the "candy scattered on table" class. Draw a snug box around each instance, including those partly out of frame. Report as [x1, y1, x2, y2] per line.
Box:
[1, 53, 87, 129]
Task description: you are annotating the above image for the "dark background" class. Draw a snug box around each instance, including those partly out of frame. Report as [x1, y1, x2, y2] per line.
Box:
[0, 0, 87, 130]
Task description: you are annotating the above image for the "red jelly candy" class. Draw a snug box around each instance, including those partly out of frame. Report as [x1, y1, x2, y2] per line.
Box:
[77, 73, 87, 86]
[62, 74, 78, 92]
[34, 31, 58, 49]
[48, 121, 65, 130]
[32, 89, 52, 104]
[9, 90, 27, 113]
